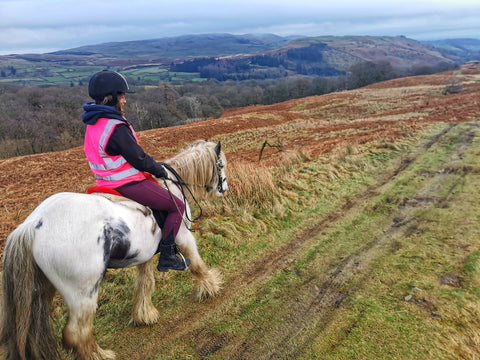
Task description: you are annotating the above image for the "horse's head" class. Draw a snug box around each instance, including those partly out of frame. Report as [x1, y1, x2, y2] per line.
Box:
[166, 139, 228, 200]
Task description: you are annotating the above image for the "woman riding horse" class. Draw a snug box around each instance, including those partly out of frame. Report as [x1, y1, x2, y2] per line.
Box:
[82, 70, 190, 272]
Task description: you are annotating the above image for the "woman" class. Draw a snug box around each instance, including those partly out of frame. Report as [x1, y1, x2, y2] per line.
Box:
[82, 69, 190, 271]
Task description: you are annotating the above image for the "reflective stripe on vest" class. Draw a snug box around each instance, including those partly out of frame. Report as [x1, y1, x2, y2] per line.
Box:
[94, 167, 140, 181]
[97, 120, 128, 169]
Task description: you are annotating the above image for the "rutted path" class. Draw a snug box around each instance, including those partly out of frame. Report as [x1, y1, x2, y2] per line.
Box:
[240, 122, 477, 360]
[112, 122, 477, 359]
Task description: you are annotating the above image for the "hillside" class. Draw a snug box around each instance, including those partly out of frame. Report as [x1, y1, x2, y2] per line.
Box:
[0, 34, 458, 86]
[1, 65, 478, 247]
[1, 65, 479, 359]
[299, 35, 454, 69]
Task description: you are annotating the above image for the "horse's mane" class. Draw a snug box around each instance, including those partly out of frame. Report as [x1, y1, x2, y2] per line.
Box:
[166, 140, 225, 200]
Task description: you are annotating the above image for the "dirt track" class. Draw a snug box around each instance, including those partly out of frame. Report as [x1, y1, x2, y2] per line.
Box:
[107, 118, 477, 359]
[1, 67, 479, 359]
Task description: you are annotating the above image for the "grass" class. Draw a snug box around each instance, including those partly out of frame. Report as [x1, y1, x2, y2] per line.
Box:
[180, 122, 479, 359]
[296, 122, 480, 359]
[10, 120, 480, 359]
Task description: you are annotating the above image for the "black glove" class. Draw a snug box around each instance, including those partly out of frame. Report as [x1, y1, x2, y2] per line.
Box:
[154, 163, 168, 179]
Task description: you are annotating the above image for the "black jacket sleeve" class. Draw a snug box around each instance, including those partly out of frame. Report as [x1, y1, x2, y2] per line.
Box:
[104, 124, 167, 178]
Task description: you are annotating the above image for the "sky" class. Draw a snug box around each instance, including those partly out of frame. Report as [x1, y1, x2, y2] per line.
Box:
[1, 0, 479, 55]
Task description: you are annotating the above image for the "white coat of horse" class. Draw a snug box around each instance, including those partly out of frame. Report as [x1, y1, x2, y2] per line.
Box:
[0, 140, 228, 360]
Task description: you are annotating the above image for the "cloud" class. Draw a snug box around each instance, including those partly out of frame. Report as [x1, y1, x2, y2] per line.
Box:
[0, 0, 479, 54]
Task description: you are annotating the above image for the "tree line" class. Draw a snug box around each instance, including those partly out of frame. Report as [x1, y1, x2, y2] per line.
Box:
[169, 43, 341, 81]
[0, 60, 455, 158]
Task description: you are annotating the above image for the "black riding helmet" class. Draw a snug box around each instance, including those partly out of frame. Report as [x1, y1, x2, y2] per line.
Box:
[88, 70, 134, 103]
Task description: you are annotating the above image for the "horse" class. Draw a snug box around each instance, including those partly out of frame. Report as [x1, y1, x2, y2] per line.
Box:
[0, 139, 228, 360]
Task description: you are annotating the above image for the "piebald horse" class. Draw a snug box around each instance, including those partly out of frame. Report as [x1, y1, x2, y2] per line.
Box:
[0, 140, 228, 360]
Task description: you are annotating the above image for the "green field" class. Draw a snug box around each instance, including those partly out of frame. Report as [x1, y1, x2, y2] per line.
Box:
[0, 62, 202, 86]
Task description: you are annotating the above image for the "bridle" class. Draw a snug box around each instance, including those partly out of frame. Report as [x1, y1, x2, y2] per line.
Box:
[205, 156, 227, 194]
[160, 152, 227, 224]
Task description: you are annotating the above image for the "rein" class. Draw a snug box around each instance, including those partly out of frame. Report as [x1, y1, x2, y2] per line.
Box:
[160, 162, 203, 224]
[159, 148, 226, 227]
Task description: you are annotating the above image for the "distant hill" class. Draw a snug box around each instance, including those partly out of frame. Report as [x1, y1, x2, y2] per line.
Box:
[300, 35, 454, 69]
[51, 33, 296, 59]
[168, 35, 455, 81]
[0, 33, 470, 86]
[423, 38, 480, 63]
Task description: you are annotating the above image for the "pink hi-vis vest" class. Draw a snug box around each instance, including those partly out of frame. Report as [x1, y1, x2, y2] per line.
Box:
[84, 118, 147, 188]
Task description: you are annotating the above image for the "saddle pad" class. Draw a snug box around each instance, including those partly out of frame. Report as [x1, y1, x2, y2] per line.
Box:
[87, 186, 123, 197]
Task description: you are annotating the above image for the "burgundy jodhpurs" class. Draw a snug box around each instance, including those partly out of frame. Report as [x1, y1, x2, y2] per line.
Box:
[116, 179, 185, 240]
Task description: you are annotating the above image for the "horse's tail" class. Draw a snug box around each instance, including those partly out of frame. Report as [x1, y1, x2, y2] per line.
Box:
[0, 221, 59, 360]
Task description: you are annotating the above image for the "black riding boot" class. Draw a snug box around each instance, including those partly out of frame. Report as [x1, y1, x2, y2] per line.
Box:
[157, 231, 190, 272]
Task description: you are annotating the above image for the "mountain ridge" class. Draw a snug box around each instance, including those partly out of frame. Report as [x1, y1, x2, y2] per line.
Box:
[50, 33, 298, 59]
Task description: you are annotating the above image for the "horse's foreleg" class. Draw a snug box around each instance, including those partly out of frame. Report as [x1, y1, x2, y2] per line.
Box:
[176, 231, 223, 300]
[63, 298, 116, 360]
[131, 258, 159, 325]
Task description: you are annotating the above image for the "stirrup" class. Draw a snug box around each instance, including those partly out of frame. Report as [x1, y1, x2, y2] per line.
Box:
[157, 245, 190, 272]
[177, 251, 189, 271]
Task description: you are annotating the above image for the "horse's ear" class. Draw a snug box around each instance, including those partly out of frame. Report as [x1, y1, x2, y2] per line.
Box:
[215, 141, 221, 156]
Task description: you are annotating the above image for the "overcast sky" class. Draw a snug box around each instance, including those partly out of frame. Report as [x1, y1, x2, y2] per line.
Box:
[1, 0, 479, 55]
